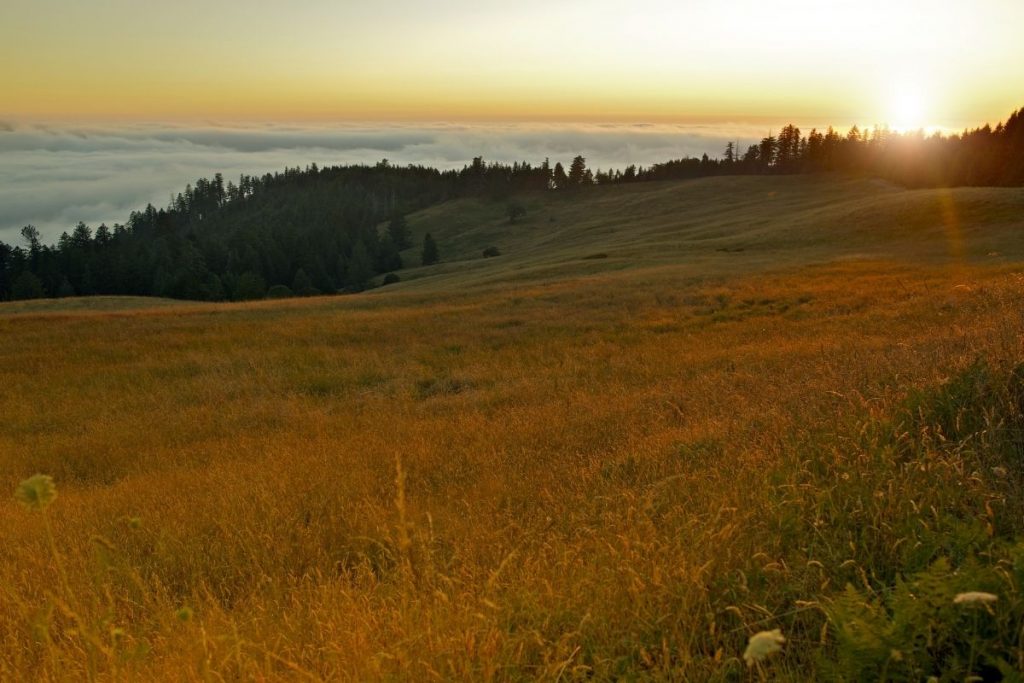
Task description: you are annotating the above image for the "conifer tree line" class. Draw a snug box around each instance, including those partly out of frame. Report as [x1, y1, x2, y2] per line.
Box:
[2, 108, 1022, 302]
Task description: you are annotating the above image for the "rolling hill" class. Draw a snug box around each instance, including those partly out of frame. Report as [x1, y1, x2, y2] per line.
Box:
[3, 175, 1024, 680]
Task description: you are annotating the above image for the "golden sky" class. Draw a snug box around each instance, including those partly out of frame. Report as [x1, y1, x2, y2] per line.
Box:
[2, 0, 1022, 127]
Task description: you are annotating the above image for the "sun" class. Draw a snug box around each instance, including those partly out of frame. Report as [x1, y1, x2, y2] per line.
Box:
[885, 81, 931, 132]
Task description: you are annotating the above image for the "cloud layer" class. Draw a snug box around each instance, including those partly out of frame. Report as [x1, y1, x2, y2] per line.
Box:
[0, 121, 765, 244]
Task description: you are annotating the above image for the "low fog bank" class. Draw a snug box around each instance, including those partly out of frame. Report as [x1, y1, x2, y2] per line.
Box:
[0, 121, 769, 244]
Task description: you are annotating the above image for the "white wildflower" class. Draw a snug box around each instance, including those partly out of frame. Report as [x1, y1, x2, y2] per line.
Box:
[953, 591, 998, 606]
[743, 628, 785, 666]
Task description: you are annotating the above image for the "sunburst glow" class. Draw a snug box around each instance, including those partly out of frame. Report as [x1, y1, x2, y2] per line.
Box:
[886, 78, 933, 132]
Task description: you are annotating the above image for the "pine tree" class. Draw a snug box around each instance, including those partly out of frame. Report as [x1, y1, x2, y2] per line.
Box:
[568, 155, 587, 186]
[233, 271, 266, 301]
[11, 271, 45, 300]
[292, 268, 319, 296]
[421, 233, 439, 266]
[346, 240, 375, 291]
[388, 214, 411, 250]
[553, 163, 569, 190]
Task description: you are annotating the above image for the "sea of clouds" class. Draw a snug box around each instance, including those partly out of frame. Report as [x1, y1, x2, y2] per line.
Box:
[0, 120, 769, 244]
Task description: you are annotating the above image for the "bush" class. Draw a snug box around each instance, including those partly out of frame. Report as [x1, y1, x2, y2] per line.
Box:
[381, 273, 401, 286]
[507, 201, 527, 223]
[482, 246, 501, 258]
[266, 285, 293, 299]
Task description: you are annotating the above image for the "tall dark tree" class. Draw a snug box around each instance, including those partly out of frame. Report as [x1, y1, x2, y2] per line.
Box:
[758, 134, 777, 170]
[568, 155, 587, 186]
[292, 268, 319, 297]
[388, 214, 411, 250]
[233, 272, 265, 300]
[421, 233, 439, 266]
[21, 225, 41, 267]
[346, 240, 375, 291]
[553, 162, 569, 190]
[11, 271, 45, 300]
[723, 142, 736, 164]
[376, 233, 403, 272]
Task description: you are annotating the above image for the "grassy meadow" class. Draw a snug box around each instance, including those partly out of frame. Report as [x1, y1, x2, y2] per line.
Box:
[4, 176, 1024, 680]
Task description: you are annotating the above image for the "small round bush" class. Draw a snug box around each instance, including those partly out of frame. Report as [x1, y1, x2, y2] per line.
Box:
[482, 246, 501, 258]
[266, 284, 294, 299]
[382, 273, 401, 285]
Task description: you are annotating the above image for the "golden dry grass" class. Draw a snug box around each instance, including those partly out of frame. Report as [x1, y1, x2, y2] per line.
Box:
[3, 176, 1024, 680]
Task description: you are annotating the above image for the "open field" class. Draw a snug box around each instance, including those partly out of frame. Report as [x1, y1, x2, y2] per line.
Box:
[3, 176, 1024, 680]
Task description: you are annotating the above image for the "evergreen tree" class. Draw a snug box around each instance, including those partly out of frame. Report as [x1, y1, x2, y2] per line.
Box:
[233, 271, 266, 300]
[11, 271, 45, 300]
[57, 277, 76, 298]
[421, 233, 439, 266]
[553, 162, 569, 189]
[388, 214, 412, 250]
[0, 241, 12, 300]
[20, 225, 41, 268]
[346, 240, 375, 291]
[292, 268, 320, 296]
[759, 134, 777, 170]
[376, 233, 403, 272]
[568, 155, 587, 186]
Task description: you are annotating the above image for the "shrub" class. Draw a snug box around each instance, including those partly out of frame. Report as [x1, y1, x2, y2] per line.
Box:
[507, 201, 527, 224]
[266, 284, 293, 299]
[382, 273, 401, 286]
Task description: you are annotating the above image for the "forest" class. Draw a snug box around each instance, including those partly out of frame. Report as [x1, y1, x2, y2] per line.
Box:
[2, 107, 1022, 302]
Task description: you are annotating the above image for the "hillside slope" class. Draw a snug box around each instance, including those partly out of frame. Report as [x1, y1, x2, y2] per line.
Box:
[389, 175, 1024, 291]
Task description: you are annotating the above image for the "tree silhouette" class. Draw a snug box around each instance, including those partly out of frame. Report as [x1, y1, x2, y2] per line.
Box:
[292, 268, 319, 297]
[388, 214, 411, 250]
[552, 162, 569, 190]
[568, 155, 587, 186]
[346, 240, 375, 291]
[12, 271, 45, 300]
[421, 233, 439, 266]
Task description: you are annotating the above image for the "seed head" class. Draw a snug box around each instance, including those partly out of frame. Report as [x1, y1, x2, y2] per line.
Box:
[953, 591, 998, 606]
[15, 475, 57, 510]
[176, 606, 193, 622]
[743, 628, 785, 666]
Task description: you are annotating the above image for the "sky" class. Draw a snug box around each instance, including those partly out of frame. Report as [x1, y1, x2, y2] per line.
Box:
[3, 0, 1022, 124]
[2, 0, 1022, 242]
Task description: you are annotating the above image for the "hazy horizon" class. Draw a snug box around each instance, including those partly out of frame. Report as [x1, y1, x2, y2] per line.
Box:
[0, 118, 845, 244]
